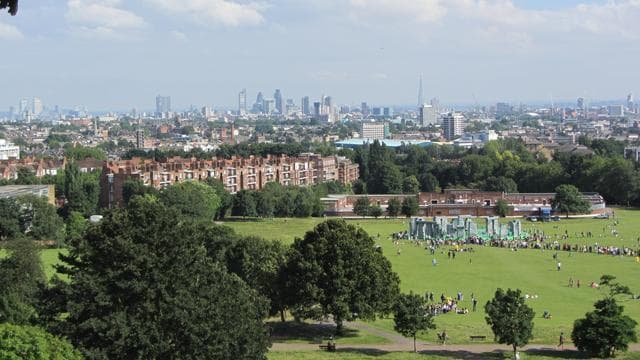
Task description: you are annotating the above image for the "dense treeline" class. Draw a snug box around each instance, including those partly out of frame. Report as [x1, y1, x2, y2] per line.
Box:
[0, 182, 399, 358]
[348, 139, 640, 205]
[123, 142, 349, 161]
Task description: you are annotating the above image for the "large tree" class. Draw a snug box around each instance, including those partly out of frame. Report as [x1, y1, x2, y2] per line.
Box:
[553, 184, 591, 218]
[387, 198, 401, 217]
[401, 197, 419, 217]
[282, 220, 400, 333]
[393, 292, 435, 352]
[572, 275, 637, 358]
[0, 323, 82, 360]
[46, 197, 270, 359]
[159, 181, 220, 221]
[0, 239, 45, 325]
[484, 288, 535, 358]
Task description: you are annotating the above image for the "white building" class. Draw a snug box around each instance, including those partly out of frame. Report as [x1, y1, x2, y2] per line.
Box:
[419, 104, 438, 126]
[361, 122, 388, 140]
[0, 139, 20, 160]
[608, 105, 624, 117]
[442, 113, 465, 140]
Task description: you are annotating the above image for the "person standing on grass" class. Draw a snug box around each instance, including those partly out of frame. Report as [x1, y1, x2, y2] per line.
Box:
[558, 332, 565, 350]
[472, 297, 478, 312]
[557, 261, 562, 271]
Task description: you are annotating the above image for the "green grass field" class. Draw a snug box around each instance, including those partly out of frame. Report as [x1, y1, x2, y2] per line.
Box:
[267, 350, 640, 360]
[223, 210, 640, 345]
[3, 208, 639, 354]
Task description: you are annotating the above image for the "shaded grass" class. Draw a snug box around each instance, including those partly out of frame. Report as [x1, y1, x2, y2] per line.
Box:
[269, 321, 390, 345]
[268, 350, 640, 360]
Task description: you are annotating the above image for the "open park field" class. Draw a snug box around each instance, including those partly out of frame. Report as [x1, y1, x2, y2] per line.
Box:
[4, 209, 639, 358]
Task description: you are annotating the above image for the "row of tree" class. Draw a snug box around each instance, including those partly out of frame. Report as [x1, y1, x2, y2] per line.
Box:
[348, 139, 640, 206]
[393, 276, 637, 358]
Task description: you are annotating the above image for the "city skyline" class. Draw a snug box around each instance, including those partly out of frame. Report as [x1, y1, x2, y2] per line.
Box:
[1, 1, 639, 109]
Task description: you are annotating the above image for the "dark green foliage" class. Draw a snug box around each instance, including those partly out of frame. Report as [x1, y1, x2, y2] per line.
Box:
[223, 236, 288, 319]
[0, 323, 83, 360]
[418, 173, 438, 192]
[483, 176, 518, 193]
[122, 178, 158, 205]
[402, 175, 420, 194]
[0, 239, 45, 325]
[232, 189, 257, 217]
[553, 184, 591, 217]
[0, 198, 21, 240]
[0, 0, 18, 16]
[369, 204, 383, 218]
[282, 220, 400, 333]
[63, 145, 106, 161]
[386, 198, 401, 217]
[401, 197, 419, 217]
[485, 288, 535, 357]
[204, 178, 232, 219]
[159, 181, 220, 221]
[47, 197, 270, 359]
[353, 197, 370, 217]
[255, 191, 275, 218]
[572, 298, 637, 358]
[495, 199, 510, 217]
[0, 196, 63, 242]
[393, 292, 435, 352]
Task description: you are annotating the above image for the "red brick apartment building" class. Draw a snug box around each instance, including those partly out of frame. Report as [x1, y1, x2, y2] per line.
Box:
[100, 154, 359, 208]
[322, 189, 607, 217]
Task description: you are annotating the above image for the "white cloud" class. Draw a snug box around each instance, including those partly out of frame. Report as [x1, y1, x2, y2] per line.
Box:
[348, 0, 447, 23]
[146, 0, 266, 27]
[66, 0, 146, 39]
[572, 0, 640, 39]
[0, 21, 23, 40]
[170, 30, 188, 41]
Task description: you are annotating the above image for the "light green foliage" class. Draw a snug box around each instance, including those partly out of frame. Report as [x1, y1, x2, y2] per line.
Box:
[485, 288, 535, 356]
[394, 292, 435, 352]
[0, 323, 82, 360]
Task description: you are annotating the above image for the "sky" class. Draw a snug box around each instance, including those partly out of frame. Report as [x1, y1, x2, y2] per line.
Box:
[0, 0, 639, 111]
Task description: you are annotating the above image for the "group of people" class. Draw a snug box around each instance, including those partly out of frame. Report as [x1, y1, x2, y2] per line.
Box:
[424, 291, 479, 316]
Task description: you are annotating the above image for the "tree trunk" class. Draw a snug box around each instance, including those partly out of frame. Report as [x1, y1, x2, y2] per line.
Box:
[335, 316, 343, 335]
[413, 335, 417, 352]
[280, 309, 285, 323]
[513, 344, 517, 359]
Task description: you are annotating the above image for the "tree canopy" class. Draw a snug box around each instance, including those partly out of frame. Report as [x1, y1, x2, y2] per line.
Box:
[393, 292, 435, 352]
[159, 181, 220, 221]
[282, 220, 400, 333]
[553, 184, 591, 217]
[45, 196, 271, 359]
[484, 288, 535, 357]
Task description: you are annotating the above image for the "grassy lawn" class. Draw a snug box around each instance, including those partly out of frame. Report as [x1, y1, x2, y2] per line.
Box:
[2, 209, 639, 348]
[268, 350, 640, 360]
[224, 209, 640, 345]
[269, 321, 390, 345]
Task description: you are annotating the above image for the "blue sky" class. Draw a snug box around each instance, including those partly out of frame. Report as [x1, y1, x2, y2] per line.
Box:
[1, 0, 639, 111]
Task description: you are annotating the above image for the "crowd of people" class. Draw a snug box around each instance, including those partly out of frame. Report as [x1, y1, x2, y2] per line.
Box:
[423, 291, 478, 317]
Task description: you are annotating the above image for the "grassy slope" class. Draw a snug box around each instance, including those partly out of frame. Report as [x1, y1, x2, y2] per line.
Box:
[224, 210, 640, 345]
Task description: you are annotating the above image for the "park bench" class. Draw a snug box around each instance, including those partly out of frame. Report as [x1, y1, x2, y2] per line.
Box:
[469, 335, 487, 341]
[318, 343, 336, 352]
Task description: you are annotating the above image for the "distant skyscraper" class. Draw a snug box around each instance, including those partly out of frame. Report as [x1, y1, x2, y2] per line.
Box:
[155, 95, 171, 116]
[323, 96, 333, 115]
[627, 93, 634, 112]
[263, 99, 275, 114]
[417, 75, 424, 107]
[608, 105, 624, 117]
[32, 98, 43, 116]
[136, 128, 145, 149]
[361, 102, 370, 116]
[274, 89, 283, 114]
[577, 97, 585, 110]
[238, 89, 247, 115]
[383, 107, 393, 117]
[419, 104, 437, 126]
[253, 92, 265, 113]
[301, 96, 310, 115]
[19, 99, 28, 116]
[442, 112, 464, 140]
[313, 102, 321, 117]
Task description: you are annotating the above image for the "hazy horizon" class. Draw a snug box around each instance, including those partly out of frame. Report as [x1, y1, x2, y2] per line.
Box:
[1, 0, 639, 110]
